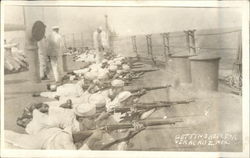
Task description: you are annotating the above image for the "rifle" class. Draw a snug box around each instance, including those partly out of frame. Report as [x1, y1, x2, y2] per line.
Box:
[95, 98, 190, 124]
[131, 68, 159, 73]
[128, 84, 171, 93]
[98, 119, 183, 131]
[99, 118, 183, 150]
[87, 80, 131, 92]
[75, 119, 183, 149]
[132, 63, 144, 66]
[110, 99, 194, 114]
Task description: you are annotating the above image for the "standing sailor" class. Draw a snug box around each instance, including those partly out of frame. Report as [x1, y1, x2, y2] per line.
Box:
[101, 28, 110, 52]
[93, 27, 104, 63]
[47, 26, 64, 83]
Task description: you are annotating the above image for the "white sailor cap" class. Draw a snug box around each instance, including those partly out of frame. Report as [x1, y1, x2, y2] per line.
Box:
[98, 26, 103, 30]
[114, 60, 122, 66]
[88, 93, 106, 108]
[52, 26, 59, 30]
[73, 103, 96, 117]
[111, 79, 125, 87]
[109, 65, 118, 72]
[122, 64, 130, 71]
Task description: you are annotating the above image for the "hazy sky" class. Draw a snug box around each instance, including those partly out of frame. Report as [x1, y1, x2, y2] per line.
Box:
[4, 6, 242, 37]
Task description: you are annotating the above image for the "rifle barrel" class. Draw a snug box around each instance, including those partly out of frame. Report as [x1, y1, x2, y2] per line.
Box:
[128, 85, 171, 93]
[135, 104, 171, 109]
[141, 119, 183, 126]
[132, 69, 159, 73]
[137, 100, 194, 106]
[144, 85, 171, 91]
[112, 107, 131, 113]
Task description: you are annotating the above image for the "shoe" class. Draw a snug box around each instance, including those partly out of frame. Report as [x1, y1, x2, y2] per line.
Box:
[41, 76, 49, 80]
[46, 84, 51, 90]
[54, 95, 60, 100]
[32, 92, 40, 97]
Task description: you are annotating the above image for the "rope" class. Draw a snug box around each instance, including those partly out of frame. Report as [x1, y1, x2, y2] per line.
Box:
[170, 45, 188, 49]
[197, 47, 237, 50]
[113, 38, 129, 42]
[153, 45, 237, 50]
[169, 34, 186, 38]
[196, 29, 241, 36]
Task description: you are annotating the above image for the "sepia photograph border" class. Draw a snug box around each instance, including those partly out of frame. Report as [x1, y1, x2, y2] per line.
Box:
[1, 1, 249, 158]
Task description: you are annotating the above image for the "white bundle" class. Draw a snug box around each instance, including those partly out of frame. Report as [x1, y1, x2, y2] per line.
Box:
[97, 68, 109, 80]
[73, 68, 90, 75]
[108, 60, 115, 65]
[89, 63, 102, 72]
[114, 56, 125, 62]
[122, 64, 130, 71]
[116, 70, 124, 74]
[4, 48, 27, 72]
[75, 53, 87, 62]
[108, 65, 118, 72]
[69, 75, 76, 81]
[84, 71, 98, 81]
[114, 60, 122, 66]
[85, 54, 96, 63]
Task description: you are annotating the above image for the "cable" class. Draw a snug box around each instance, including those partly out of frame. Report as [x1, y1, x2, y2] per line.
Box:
[197, 47, 237, 50]
[196, 30, 241, 36]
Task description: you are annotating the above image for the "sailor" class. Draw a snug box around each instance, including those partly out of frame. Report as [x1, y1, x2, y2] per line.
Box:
[47, 26, 65, 83]
[35, 79, 85, 100]
[100, 28, 110, 52]
[4, 41, 26, 72]
[7, 103, 105, 150]
[93, 27, 104, 63]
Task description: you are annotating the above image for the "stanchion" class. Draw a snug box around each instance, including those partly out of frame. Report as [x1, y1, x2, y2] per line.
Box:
[131, 36, 139, 60]
[161, 33, 171, 64]
[184, 30, 197, 55]
[189, 30, 197, 55]
[184, 30, 191, 54]
[146, 34, 156, 65]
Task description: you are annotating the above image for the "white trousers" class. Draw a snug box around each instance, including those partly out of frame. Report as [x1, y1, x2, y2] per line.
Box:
[50, 56, 62, 82]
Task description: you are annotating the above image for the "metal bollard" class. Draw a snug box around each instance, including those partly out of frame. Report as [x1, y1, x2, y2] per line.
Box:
[25, 20, 46, 83]
[189, 54, 221, 91]
[26, 41, 40, 83]
[170, 52, 193, 84]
